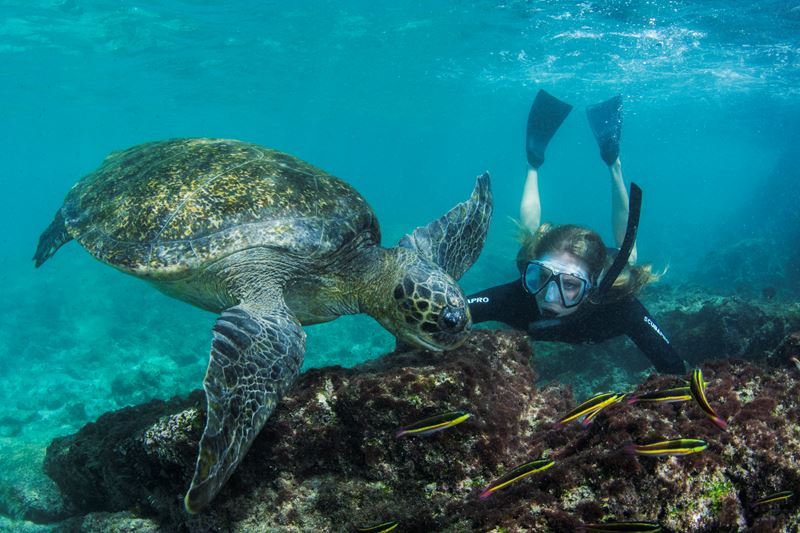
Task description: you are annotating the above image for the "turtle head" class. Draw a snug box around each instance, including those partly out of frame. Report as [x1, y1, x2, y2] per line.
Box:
[356, 172, 491, 352]
[377, 248, 471, 351]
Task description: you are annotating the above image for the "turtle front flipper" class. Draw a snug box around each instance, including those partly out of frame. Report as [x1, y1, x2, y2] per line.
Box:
[398, 172, 492, 280]
[185, 300, 305, 513]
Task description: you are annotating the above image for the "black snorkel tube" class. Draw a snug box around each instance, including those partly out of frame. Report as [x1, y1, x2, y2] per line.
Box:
[588, 182, 642, 304]
[528, 182, 642, 331]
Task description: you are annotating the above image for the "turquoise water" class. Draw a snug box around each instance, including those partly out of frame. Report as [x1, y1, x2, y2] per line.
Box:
[0, 1, 798, 528]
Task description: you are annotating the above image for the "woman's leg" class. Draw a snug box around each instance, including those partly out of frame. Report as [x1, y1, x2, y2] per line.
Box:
[609, 158, 638, 264]
[520, 166, 541, 233]
[522, 90, 572, 234]
[586, 95, 635, 263]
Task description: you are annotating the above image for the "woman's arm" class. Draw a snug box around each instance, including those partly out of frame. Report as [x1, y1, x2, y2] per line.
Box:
[621, 298, 686, 374]
[466, 281, 533, 330]
[520, 166, 542, 233]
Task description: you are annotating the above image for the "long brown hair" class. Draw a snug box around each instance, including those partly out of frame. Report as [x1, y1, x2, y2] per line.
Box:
[516, 223, 658, 302]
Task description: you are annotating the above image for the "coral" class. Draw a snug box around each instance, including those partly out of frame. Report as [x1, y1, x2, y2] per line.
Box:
[42, 330, 800, 532]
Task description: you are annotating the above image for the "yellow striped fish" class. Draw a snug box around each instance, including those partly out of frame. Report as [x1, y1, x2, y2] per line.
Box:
[580, 393, 625, 427]
[578, 521, 662, 532]
[627, 386, 692, 404]
[355, 520, 399, 533]
[689, 368, 728, 430]
[752, 490, 793, 507]
[556, 392, 625, 427]
[479, 458, 555, 499]
[395, 411, 471, 438]
[624, 438, 708, 457]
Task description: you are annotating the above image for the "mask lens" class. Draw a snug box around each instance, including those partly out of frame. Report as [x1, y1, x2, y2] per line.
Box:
[523, 263, 553, 294]
[559, 274, 587, 307]
[524, 261, 589, 307]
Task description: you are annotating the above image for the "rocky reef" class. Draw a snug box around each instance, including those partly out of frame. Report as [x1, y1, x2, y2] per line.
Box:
[42, 325, 800, 532]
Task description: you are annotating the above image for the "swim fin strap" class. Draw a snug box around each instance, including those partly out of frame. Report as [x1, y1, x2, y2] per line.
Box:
[525, 89, 573, 169]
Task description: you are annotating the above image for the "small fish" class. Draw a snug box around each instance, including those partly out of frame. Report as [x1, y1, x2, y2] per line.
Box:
[355, 521, 399, 533]
[580, 394, 625, 426]
[556, 392, 625, 427]
[479, 458, 555, 499]
[752, 490, 793, 507]
[627, 386, 692, 404]
[689, 368, 728, 430]
[624, 438, 708, 457]
[578, 521, 662, 532]
[791, 357, 800, 371]
[395, 410, 471, 438]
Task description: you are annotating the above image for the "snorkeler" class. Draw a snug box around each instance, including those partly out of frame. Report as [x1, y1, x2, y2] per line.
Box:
[467, 90, 686, 375]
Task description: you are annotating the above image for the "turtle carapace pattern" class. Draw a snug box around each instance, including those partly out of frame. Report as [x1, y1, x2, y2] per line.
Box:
[34, 138, 493, 513]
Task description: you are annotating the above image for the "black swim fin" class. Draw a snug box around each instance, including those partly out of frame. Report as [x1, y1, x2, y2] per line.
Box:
[586, 95, 622, 166]
[525, 90, 573, 169]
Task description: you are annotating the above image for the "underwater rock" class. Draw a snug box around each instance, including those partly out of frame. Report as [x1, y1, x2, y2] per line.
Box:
[0, 515, 53, 533]
[0, 440, 74, 526]
[772, 331, 800, 363]
[690, 237, 794, 299]
[650, 288, 800, 366]
[0, 474, 72, 524]
[109, 362, 171, 406]
[702, 134, 800, 295]
[45, 330, 800, 531]
[53, 512, 164, 533]
[43, 391, 204, 514]
[0, 415, 27, 439]
[536, 287, 800, 392]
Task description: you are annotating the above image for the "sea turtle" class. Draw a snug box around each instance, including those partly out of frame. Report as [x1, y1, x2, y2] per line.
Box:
[34, 138, 492, 513]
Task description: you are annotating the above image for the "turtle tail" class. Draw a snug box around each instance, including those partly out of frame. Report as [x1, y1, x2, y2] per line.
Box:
[34, 210, 72, 268]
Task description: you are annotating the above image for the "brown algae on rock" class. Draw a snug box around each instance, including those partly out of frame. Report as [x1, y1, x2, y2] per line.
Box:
[42, 330, 800, 531]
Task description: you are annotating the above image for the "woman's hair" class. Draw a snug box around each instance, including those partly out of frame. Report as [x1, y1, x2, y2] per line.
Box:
[515, 223, 659, 302]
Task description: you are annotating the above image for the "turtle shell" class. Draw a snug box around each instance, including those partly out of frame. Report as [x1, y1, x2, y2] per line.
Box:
[62, 138, 380, 275]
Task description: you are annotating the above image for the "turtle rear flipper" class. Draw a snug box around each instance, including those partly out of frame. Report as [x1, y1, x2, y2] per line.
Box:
[185, 298, 305, 513]
[34, 210, 73, 268]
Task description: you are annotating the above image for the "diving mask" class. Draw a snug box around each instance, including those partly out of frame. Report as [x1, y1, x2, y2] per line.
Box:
[522, 260, 591, 308]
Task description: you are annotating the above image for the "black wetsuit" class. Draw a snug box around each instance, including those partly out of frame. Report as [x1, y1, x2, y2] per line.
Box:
[467, 280, 685, 374]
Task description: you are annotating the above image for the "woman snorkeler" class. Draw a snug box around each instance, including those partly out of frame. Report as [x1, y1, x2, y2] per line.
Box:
[467, 90, 686, 374]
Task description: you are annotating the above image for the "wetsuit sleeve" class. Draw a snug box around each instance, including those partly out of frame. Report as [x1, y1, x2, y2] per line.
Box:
[466, 281, 532, 330]
[620, 299, 686, 374]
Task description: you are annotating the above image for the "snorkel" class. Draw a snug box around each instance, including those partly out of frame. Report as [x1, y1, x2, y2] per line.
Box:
[528, 182, 642, 330]
[588, 182, 642, 304]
